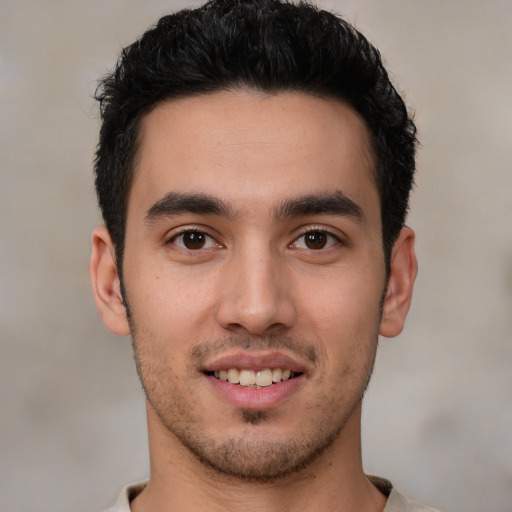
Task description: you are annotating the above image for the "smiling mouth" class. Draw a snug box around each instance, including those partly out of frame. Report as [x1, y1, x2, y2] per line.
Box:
[206, 368, 301, 388]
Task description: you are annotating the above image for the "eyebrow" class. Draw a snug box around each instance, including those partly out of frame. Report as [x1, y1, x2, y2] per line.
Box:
[145, 190, 365, 224]
[274, 191, 366, 224]
[145, 192, 233, 222]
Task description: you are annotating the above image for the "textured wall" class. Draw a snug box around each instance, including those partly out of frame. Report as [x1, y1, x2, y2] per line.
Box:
[1, 1, 511, 511]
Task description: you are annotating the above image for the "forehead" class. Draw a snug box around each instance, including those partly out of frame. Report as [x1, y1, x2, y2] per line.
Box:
[129, 90, 378, 221]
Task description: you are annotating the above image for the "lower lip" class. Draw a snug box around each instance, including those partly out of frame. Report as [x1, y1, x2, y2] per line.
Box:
[206, 374, 304, 410]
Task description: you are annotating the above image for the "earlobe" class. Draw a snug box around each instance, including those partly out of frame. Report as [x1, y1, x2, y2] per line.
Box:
[379, 227, 418, 338]
[89, 226, 131, 336]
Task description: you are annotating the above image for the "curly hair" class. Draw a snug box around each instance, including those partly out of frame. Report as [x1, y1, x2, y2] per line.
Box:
[95, 0, 417, 270]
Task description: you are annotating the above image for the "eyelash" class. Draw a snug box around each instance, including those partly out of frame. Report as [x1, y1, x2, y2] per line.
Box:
[290, 227, 342, 251]
[165, 226, 343, 252]
[167, 227, 220, 251]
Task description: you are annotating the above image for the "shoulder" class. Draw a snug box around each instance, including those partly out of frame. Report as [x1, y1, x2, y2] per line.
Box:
[104, 477, 441, 512]
[103, 481, 147, 512]
[368, 475, 442, 512]
[386, 489, 442, 512]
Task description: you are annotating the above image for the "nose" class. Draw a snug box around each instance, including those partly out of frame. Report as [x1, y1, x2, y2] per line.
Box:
[214, 244, 296, 336]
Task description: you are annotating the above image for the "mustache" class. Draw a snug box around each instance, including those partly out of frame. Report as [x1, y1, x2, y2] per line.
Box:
[188, 334, 318, 367]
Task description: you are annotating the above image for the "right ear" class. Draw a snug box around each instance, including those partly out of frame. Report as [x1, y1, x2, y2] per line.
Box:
[89, 226, 131, 336]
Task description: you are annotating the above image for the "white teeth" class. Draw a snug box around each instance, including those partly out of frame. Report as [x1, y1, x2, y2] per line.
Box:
[239, 369, 257, 386]
[272, 368, 282, 382]
[212, 368, 297, 387]
[256, 369, 273, 387]
[227, 368, 240, 384]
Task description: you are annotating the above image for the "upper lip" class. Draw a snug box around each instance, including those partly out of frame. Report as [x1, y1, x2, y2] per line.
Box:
[202, 350, 310, 374]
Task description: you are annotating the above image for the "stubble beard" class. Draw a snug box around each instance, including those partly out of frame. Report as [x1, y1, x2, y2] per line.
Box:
[130, 328, 378, 482]
[117, 235, 389, 482]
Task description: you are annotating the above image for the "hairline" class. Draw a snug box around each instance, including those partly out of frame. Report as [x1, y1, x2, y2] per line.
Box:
[114, 85, 387, 275]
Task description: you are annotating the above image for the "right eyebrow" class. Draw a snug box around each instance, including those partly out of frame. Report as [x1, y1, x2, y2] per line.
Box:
[145, 192, 233, 223]
[274, 190, 366, 224]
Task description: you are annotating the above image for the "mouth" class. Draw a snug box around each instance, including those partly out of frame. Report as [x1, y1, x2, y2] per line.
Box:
[201, 351, 309, 409]
[206, 368, 302, 388]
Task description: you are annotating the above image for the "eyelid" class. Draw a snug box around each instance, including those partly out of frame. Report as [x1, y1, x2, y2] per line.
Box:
[165, 225, 223, 249]
[293, 224, 343, 240]
[289, 225, 344, 250]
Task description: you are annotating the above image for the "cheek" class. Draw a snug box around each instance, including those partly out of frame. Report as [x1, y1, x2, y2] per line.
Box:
[296, 269, 384, 379]
[125, 258, 219, 337]
[298, 269, 385, 332]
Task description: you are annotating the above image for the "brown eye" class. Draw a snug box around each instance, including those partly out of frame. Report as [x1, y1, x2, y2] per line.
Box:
[304, 232, 328, 249]
[291, 230, 339, 251]
[183, 231, 206, 249]
[172, 230, 216, 250]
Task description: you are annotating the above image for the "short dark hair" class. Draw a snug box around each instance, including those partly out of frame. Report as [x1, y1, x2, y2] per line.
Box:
[94, 0, 417, 270]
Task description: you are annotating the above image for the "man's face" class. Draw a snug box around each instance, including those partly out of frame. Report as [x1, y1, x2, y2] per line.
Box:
[116, 91, 391, 479]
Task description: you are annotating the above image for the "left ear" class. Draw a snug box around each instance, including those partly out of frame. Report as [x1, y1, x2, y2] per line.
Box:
[379, 226, 418, 338]
[89, 226, 131, 336]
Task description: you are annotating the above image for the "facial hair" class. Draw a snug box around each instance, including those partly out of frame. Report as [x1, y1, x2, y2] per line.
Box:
[129, 325, 378, 482]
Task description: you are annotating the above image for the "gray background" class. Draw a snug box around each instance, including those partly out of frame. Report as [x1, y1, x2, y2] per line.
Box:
[1, 1, 511, 511]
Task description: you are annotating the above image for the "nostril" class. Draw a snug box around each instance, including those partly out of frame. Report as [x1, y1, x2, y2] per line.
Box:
[214, 281, 297, 335]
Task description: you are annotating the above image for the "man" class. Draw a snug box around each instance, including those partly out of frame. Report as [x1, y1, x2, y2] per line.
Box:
[89, 1, 438, 510]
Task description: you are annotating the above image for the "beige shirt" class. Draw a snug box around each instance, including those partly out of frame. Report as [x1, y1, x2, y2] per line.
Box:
[104, 477, 441, 511]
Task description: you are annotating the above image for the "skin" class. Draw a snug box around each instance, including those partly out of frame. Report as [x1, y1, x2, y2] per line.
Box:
[90, 90, 417, 512]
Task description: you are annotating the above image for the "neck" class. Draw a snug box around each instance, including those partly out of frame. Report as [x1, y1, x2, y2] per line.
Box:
[131, 402, 386, 512]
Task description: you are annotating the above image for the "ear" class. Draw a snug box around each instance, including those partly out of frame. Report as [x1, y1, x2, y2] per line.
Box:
[89, 226, 131, 336]
[379, 226, 418, 338]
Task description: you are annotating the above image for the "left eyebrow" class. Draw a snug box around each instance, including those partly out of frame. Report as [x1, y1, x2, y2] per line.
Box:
[145, 191, 233, 222]
[274, 191, 366, 224]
